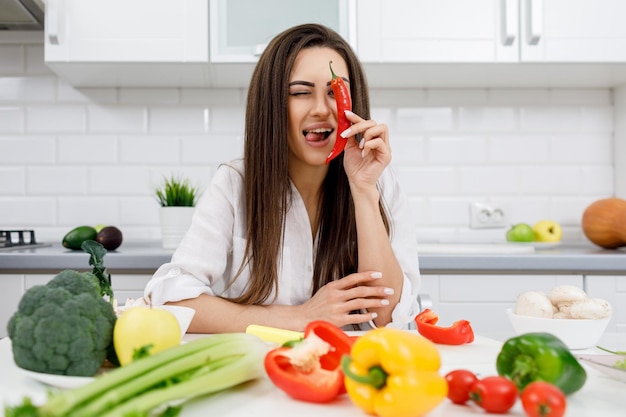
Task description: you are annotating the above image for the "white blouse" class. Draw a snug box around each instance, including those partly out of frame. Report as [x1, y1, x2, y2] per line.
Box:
[144, 159, 421, 329]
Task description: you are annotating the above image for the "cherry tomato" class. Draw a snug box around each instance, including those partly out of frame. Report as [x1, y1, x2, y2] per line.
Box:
[445, 369, 479, 404]
[521, 381, 567, 417]
[469, 376, 518, 414]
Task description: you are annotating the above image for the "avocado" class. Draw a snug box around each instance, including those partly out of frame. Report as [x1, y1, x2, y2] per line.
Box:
[62, 226, 98, 250]
[96, 226, 123, 251]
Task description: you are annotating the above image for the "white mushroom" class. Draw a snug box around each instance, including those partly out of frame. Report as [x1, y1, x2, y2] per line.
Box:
[569, 298, 612, 319]
[548, 285, 588, 313]
[515, 291, 554, 318]
[553, 310, 572, 319]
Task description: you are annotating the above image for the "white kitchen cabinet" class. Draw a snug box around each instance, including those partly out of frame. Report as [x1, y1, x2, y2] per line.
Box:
[42, 0, 356, 88]
[420, 274, 584, 340]
[357, 0, 626, 63]
[45, 0, 208, 62]
[44, 0, 209, 86]
[0, 275, 22, 339]
[521, 0, 626, 62]
[38, 0, 626, 88]
[209, 0, 355, 63]
[357, 0, 513, 63]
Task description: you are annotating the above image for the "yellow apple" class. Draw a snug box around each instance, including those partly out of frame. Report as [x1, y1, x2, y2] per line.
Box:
[113, 306, 181, 366]
[533, 220, 563, 242]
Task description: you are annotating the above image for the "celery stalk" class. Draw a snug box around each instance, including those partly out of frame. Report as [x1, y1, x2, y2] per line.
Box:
[6, 333, 267, 417]
[69, 336, 262, 417]
[98, 346, 264, 417]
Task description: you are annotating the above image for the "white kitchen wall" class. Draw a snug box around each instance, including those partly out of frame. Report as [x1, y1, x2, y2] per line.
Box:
[0, 40, 617, 244]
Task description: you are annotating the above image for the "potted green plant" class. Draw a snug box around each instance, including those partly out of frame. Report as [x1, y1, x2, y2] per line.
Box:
[156, 175, 199, 207]
[155, 175, 199, 249]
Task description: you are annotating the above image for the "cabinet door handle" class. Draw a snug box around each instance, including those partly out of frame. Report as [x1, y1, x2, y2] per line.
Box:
[525, 0, 543, 45]
[46, 0, 60, 45]
[500, 0, 516, 46]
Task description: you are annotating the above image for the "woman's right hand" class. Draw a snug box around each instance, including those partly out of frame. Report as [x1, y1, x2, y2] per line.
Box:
[341, 110, 391, 192]
[298, 271, 395, 328]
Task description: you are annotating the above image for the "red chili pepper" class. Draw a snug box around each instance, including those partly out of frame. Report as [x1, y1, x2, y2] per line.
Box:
[264, 320, 355, 403]
[414, 308, 475, 345]
[325, 60, 352, 164]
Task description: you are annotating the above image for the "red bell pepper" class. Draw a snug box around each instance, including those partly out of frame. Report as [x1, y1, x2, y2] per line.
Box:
[414, 308, 475, 345]
[264, 320, 355, 403]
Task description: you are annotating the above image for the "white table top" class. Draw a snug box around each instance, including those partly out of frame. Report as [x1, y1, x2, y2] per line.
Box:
[2, 333, 626, 416]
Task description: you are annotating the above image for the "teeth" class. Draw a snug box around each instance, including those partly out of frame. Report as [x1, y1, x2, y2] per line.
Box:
[304, 128, 332, 134]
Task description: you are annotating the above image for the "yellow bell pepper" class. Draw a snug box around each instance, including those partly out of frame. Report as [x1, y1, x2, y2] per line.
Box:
[341, 328, 447, 417]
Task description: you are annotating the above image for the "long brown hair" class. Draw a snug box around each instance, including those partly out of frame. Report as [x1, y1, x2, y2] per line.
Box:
[229, 23, 389, 304]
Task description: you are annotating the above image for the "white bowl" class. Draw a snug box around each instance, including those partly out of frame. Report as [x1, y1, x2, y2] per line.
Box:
[506, 308, 610, 350]
[155, 305, 195, 337]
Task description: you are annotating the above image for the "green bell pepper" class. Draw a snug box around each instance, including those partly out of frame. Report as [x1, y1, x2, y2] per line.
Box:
[496, 332, 586, 395]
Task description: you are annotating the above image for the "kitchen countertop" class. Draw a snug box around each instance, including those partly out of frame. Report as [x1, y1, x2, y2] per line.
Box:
[0, 241, 173, 274]
[417, 242, 626, 275]
[0, 241, 625, 275]
[1, 332, 626, 416]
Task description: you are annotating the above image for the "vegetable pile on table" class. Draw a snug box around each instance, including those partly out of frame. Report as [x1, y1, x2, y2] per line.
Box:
[5, 333, 267, 417]
[262, 321, 450, 417]
[5, 239, 272, 417]
[438, 330, 586, 417]
[7, 240, 117, 376]
[5, 270, 596, 417]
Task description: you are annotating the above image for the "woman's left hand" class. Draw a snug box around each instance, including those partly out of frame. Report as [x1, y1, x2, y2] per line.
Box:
[340, 110, 391, 189]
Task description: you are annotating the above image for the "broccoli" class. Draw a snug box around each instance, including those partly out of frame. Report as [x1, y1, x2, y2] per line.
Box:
[81, 239, 114, 305]
[6, 242, 117, 377]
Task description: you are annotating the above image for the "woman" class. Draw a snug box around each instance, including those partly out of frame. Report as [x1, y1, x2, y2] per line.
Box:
[144, 24, 420, 333]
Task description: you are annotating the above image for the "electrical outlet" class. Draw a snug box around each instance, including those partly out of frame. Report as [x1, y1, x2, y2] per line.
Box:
[469, 202, 508, 229]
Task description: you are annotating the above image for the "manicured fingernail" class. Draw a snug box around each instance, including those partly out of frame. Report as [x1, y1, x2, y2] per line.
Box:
[340, 128, 352, 138]
[371, 272, 382, 279]
[344, 110, 355, 117]
[383, 288, 395, 295]
[370, 312, 378, 319]
[381, 299, 390, 306]
[359, 138, 365, 149]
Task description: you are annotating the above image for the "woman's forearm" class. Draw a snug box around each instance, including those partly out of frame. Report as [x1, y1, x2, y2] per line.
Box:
[351, 185, 404, 326]
[168, 294, 308, 333]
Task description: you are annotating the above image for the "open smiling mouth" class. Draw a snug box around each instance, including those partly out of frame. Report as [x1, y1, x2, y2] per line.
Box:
[303, 128, 334, 142]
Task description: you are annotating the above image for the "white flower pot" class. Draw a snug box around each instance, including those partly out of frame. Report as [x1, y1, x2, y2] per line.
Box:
[159, 206, 195, 249]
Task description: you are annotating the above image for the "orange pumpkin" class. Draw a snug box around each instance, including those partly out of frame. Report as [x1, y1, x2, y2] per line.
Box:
[581, 198, 626, 249]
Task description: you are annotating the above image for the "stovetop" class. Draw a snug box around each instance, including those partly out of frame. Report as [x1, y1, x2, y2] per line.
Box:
[0, 230, 50, 251]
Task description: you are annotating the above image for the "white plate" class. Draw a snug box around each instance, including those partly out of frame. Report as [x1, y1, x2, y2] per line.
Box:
[508, 242, 561, 249]
[529, 242, 560, 249]
[22, 369, 94, 389]
[577, 354, 626, 383]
